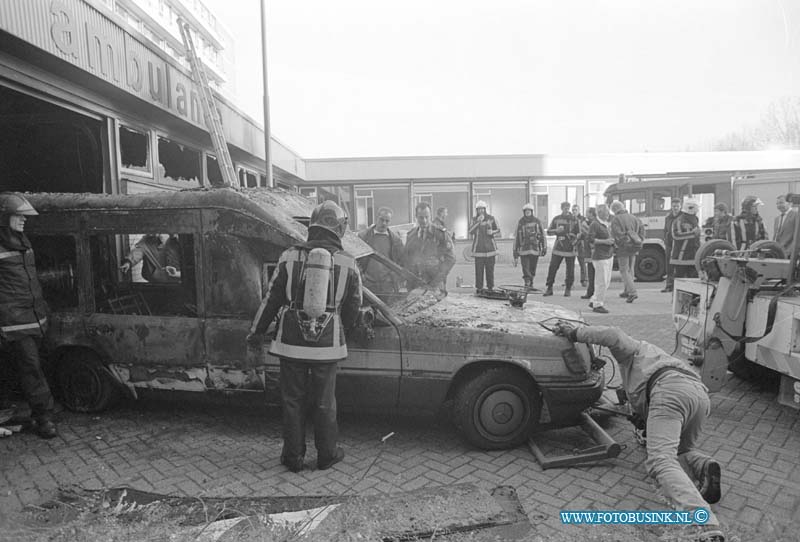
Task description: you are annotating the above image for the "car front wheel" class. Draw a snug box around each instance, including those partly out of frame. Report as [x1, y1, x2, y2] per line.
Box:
[55, 351, 115, 413]
[453, 367, 541, 450]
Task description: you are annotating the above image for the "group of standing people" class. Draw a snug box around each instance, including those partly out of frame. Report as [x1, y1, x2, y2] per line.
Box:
[509, 200, 644, 314]
[662, 194, 797, 293]
[358, 202, 456, 299]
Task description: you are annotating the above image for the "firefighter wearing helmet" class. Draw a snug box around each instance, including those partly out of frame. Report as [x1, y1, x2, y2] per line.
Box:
[734, 195, 767, 250]
[468, 200, 500, 292]
[247, 200, 362, 472]
[0, 193, 57, 438]
[544, 201, 581, 297]
[669, 199, 702, 279]
[512, 202, 546, 291]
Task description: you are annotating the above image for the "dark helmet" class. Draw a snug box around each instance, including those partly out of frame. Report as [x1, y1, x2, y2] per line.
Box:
[741, 196, 763, 212]
[0, 192, 38, 216]
[310, 200, 348, 238]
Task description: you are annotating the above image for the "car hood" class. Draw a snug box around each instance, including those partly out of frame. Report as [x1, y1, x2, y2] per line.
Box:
[395, 290, 582, 339]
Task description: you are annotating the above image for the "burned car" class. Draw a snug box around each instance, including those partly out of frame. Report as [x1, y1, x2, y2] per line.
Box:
[18, 188, 603, 450]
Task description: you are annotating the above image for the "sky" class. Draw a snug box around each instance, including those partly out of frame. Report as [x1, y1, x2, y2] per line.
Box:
[205, 0, 800, 159]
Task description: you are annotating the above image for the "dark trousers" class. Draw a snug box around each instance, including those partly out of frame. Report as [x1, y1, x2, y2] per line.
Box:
[664, 244, 674, 289]
[474, 256, 496, 290]
[585, 261, 596, 297]
[577, 255, 587, 283]
[279, 359, 338, 463]
[2, 336, 54, 421]
[546, 255, 575, 289]
[520, 255, 539, 286]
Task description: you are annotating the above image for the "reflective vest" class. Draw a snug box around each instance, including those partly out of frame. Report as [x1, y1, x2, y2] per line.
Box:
[266, 246, 360, 361]
[514, 217, 544, 257]
[0, 245, 48, 341]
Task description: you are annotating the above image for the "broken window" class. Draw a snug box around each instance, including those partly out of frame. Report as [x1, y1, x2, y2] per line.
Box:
[157, 136, 200, 183]
[207, 233, 263, 318]
[206, 155, 223, 185]
[28, 235, 79, 311]
[90, 233, 197, 317]
[238, 167, 258, 188]
[119, 125, 150, 172]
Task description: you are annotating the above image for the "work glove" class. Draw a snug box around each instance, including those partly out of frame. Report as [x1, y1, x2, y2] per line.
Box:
[513, 257, 518, 268]
[553, 322, 579, 342]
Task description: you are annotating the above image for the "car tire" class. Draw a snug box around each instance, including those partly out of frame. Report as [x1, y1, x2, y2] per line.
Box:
[694, 239, 735, 278]
[749, 240, 786, 259]
[634, 246, 665, 282]
[55, 350, 115, 413]
[453, 367, 541, 450]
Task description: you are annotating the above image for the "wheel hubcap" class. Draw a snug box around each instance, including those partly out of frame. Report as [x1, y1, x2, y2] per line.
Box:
[477, 388, 526, 438]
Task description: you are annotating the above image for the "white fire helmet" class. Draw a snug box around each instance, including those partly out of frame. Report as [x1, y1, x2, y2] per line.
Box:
[522, 203, 535, 213]
[0, 193, 38, 216]
[682, 199, 700, 215]
[475, 200, 488, 210]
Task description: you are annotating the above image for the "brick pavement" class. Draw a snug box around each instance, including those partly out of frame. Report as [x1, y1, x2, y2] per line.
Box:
[1, 263, 799, 540]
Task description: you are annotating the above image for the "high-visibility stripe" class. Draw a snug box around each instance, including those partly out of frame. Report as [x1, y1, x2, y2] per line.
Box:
[552, 249, 577, 257]
[333, 253, 354, 306]
[0, 250, 22, 260]
[284, 249, 302, 300]
[270, 340, 347, 361]
[517, 249, 540, 256]
[1, 318, 46, 332]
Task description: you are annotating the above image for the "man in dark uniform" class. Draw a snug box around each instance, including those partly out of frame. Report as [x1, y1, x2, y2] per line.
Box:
[733, 196, 767, 250]
[432, 206, 455, 292]
[405, 202, 455, 291]
[670, 200, 701, 279]
[247, 201, 362, 472]
[662, 197, 683, 293]
[544, 201, 580, 297]
[0, 193, 57, 439]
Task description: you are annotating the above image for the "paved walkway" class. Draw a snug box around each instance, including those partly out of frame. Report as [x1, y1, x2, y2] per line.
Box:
[1, 264, 798, 540]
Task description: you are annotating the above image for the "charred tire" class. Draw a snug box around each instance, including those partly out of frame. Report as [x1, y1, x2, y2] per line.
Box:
[635, 246, 665, 282]
[749, 240, 786, 259]
[453, 367, 541, 450]
[694, 239, 735, 278]
[55, 350, 115, 413]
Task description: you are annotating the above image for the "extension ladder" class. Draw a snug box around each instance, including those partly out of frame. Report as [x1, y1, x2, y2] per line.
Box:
[178, 20, 237, 188]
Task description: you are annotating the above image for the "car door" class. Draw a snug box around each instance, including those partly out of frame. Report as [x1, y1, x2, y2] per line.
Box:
[84, 217, 205, 390]
[338, 292, 403, 412]
[202, 232, 267, 393]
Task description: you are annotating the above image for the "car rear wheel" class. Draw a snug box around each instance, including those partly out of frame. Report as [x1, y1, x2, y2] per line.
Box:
[55, 350, 115, 413]
[453, 367, 541, 450]
[635, 246, 665, 282]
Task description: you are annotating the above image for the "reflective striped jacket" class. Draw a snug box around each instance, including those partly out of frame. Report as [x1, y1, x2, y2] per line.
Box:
[0, 235, 48, 341]
[250, 244, 362, 362]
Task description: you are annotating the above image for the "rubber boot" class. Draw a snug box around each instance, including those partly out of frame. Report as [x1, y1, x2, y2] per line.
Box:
[564, 287, 572, 297]
[543, 286, 553, 297]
